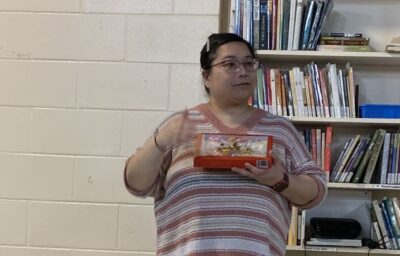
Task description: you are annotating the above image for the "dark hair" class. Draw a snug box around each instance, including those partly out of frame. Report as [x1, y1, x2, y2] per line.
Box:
[200, 33, 256, 93]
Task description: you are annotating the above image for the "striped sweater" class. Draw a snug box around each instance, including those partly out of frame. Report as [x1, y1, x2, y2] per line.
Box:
[125, 103, 327, 256]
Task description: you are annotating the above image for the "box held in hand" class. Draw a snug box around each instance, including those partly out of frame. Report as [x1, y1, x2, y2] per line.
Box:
[194, 133, 273, 169]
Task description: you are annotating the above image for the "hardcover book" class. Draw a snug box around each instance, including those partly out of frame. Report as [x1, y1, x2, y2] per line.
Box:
[194, 133, 273, 169]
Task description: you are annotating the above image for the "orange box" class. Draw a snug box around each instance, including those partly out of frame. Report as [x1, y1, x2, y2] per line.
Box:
[194, 133, 273, 169]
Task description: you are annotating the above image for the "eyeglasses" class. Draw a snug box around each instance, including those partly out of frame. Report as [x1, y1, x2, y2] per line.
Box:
[210, 59, 259, 73]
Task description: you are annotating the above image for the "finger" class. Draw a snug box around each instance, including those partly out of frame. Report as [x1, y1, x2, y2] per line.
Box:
[269, 150, 282, 166]
[231, 167, 256, 178]
[243, 163, 266, 175]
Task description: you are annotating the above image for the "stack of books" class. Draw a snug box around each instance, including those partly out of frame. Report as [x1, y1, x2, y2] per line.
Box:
[385, 36, 400, 53]
[317, 32, 370, 52]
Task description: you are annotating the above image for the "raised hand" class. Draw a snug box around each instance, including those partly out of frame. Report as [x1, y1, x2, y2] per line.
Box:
[155, 109, 197, 151]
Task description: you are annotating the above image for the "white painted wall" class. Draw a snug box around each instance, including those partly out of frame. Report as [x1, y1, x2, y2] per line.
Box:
[0, 0, 217, 255]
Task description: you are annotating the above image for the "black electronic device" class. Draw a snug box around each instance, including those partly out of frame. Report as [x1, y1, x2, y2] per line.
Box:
[310, 217, 361, 239]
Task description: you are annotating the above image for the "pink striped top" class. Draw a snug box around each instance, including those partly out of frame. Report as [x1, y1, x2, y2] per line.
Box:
[125, 103, 327, 256]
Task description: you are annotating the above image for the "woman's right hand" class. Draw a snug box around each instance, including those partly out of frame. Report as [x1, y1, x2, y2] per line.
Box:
[155, 109, 197, 151]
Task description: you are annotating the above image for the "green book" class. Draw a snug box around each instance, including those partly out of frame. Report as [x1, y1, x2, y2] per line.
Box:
[351, 129, 380, 183]
[363, 129, 386, 184]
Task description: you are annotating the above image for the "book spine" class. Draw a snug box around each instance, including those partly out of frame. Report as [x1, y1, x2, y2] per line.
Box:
[287, 0, 297, 50]
[270, 69, 277, 115]
[351, 129, 380, 183]
[384, 197, 400, 246]
[253, 0, 261, 49]
[345, 138, 369, 183]
[281, 0, 291, 50]
[300, 0, 316, 50]
[388, 132, 396, 184]
[381, 201, 400, 249]
[324, 126, 332, 175]
[326, 63, 341, 117]
[289, 69, 299, 116]
[260, 0, 268, 49]
[306, 0, 324, 50]
[292, 0, 303, 50]
[380, 133, 391, 184]
[363, 129, 386, 184]
[310, 0, 333, 50]
[372, 199, 392, 249]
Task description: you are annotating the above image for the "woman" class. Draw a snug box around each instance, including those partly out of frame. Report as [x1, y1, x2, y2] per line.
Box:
[124, 33, 327, 256]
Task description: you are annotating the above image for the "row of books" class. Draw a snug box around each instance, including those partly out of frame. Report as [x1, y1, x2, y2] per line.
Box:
[251, 62, 357, 118]
[228, 0, 333, 50]
[371, 196, 400, 250]
[287, 206, 305, 246]
[300, 127, 332, 174]
[330, 129, 400, 184]
[385, 36, 400, 53]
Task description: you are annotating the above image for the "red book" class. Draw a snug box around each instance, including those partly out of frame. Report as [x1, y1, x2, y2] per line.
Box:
[324, 126, 333, 175]
[194, 133, 273, 169]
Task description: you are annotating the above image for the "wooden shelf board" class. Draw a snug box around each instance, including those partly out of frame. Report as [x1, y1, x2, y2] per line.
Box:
[256, 50, 400, 66]
[284, 116, 400, 127]
[328, 182, 400, 191]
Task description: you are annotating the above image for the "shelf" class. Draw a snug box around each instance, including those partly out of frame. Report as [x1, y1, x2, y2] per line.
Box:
[284, 116, 400, 127]
[256, 50, 400, 66]
[301, 246, 400, 255]
[286, 245, 303, 251]
[328, 183, 400, 191]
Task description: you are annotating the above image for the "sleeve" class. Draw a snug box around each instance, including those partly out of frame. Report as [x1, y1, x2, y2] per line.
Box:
[281, 119, 328, 209]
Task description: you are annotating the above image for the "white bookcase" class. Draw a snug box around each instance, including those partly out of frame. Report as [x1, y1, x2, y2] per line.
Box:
[219, 0, 400, 255]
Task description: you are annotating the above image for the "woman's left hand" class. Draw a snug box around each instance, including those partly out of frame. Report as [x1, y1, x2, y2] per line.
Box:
[231, 152, 287, 187]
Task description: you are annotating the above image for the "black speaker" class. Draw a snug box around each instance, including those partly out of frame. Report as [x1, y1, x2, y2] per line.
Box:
[310, 217, 361, 239]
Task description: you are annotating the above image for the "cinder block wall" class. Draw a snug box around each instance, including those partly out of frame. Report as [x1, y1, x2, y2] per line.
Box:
[0, 1, 218, 255]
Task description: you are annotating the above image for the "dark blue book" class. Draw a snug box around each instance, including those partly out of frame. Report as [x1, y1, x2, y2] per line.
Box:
[301, 0, 317, 50]
[307, 0, 325, 50]
[259, 0, 269, 49]
[310, 0, 333, 50]
[281, 0, 291, 50]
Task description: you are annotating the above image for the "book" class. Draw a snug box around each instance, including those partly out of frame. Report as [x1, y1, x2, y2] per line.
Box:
[292, 0, 304, 50]
[327, 32, 363, 38]
[383, 197, 400, 246]
[316, 44, 371, 52]
[332, 135, 360, 182]
[379, 133, 391, 184]
[252, 0, 261, 49]
[363, 129, 386, 184]
[260, 0, 269, 49]
[372, 199, 392, 249]
[288, 206, 298, 245]
[344, 138, 370, 183]
[287, 0, 298, 50]
[300, 0, 317, 50]
[309, 0, 333, 50]
[194, 133, 273, 169]
[351, 129, 380, 183]
[385, 36, 400, 53]
[319, 36, 370, 46]
[380, 201, 399, 249]
[306, 0, 324, 50]
[280, 0, 291, 50]
[306, 238, 362, 247]
[324, 126, 333, 175]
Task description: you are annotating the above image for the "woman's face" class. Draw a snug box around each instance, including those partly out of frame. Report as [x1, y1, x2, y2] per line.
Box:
[204, 41, 257, 106]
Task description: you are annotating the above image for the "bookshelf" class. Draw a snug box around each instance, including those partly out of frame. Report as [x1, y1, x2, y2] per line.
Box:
[219, 0, 400, 255]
